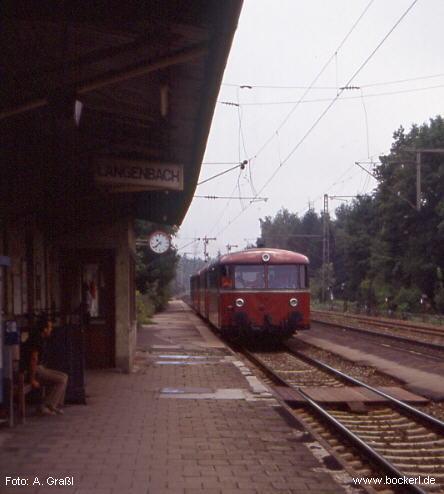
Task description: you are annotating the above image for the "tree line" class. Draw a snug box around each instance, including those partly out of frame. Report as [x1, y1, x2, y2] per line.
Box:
[258, 116, 444, 314]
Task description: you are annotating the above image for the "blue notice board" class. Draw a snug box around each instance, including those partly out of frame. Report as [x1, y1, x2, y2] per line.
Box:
[0, 257, 11, 405]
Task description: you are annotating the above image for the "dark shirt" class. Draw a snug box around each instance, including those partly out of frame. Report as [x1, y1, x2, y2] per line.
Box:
[22, 331, 49, 368]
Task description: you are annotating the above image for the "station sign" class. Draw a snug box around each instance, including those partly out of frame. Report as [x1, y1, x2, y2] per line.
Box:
[95, 157, 183, 192]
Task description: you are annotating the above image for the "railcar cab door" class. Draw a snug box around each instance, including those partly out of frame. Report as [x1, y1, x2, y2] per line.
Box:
[207, 265, 220, 327]
[198, 270, 206, 317]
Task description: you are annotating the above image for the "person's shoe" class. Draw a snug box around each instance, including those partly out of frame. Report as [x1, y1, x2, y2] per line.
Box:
[40, 406, 56, 416]
[51, 407, 64, 415]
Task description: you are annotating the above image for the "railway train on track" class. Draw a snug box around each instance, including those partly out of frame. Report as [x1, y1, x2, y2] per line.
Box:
[190, 248, 310, 339]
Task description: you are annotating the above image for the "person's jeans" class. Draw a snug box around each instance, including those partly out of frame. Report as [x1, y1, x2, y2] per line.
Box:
[36, 365, 68, 409]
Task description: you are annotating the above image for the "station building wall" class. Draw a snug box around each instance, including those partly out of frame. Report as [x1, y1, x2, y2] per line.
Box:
[1, 215, 137, 373]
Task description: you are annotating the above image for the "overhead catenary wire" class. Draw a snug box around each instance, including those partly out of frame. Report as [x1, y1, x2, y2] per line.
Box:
[314, 152, 383, 210]
[221, 72, 444, 91]
[197, 160, 247, 186]
[176, 238, 200, 253]
[203, 83, 256, 235]
[194, 195, 268, 201]
[202, 161, 240, 166]
[354, 161, 416, 210]
[214, 0, 419, 239]
[211, 0, 378, 242]
[250, 0, 420, 199]
[237, 87, 245, 209]
[208, 181, 241, 234]
[236, 86, 259, 207]
[176, 236, 216, 256]
[293, 149, 386, 216]
[250, 0, 376, 161]
[219, 83, 444, 106]
[360, 88, 370, 158]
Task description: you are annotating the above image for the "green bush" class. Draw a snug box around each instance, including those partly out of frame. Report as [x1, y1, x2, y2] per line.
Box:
[394, 286, 422, 313]
[358, 278, 377, 308]
[136, 291, 155, 325]
[373, 282, 393, 306]
[310, 275, 321, 301]
[434, 285, 444, 313]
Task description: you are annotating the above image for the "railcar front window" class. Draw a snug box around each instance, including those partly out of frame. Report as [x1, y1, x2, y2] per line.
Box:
[268, 265, 305, 289]
[234, 265, 265, 289]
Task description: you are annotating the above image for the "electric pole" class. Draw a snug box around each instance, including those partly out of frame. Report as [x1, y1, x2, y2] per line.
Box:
[410, 149, 444, 211]
[386, 148, 444, 211]
[202, 236, 216, 262]
[322, 194, 330, 303]
[416, 152, 421, 211]
[189, 237, 217, 262]
[226, 244, 238, 253]
[322, 195, 359, 303]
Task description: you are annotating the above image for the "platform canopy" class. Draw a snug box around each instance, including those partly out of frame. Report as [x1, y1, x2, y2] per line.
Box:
[0, 1, 242, 227]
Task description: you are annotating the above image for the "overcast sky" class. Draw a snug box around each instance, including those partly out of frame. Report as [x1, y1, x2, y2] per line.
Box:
[176, 0, 444, 258]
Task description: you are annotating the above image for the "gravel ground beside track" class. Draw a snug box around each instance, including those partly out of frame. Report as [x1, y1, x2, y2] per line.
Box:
[298, 323, 444, 378]
[288, 339, 405, 388]
[417, 402, 444, 422]
[237, 345, 444, 493]
[312, 310, 444, 347]
[292, 327, 444, 422]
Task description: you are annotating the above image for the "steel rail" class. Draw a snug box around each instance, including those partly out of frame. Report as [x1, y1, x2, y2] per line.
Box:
[312, 318, 444, 352]
[241, 348, 427, 494]
[313, 309, 444, 336]
[285, 344, 444, 433]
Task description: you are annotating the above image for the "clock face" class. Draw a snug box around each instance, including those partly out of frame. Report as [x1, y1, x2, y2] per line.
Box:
[149, 231, 171, 254]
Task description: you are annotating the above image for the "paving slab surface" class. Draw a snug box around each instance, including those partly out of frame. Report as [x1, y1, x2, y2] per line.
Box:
[0, 301, 354, 494]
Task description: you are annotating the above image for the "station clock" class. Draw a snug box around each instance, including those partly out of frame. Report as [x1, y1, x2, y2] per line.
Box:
[148, 230, 171, 254]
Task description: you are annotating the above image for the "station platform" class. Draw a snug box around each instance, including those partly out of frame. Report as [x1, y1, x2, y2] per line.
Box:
[295, 327, 444, 400]
[0, 300, 352, 494]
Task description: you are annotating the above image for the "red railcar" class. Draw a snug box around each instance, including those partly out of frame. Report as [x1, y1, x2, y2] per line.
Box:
[190, 248, 310, 338]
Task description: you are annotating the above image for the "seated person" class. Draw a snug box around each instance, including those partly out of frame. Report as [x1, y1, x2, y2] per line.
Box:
[25, 316, 68, 416]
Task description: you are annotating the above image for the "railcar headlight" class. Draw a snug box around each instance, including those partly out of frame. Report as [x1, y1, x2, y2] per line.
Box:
[289, 298, 298, 307]
[235, 298, 245, 308]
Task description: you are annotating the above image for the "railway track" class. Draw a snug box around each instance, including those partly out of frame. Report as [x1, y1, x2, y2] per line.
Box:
[312, 310, 444, 352]
[238, 344, 444, 494]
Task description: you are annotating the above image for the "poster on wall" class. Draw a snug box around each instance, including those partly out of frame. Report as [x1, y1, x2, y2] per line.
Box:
[83, 264, 99, 317]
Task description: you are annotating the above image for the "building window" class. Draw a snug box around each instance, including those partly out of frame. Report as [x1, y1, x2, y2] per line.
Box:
[234, 265, 265, 289]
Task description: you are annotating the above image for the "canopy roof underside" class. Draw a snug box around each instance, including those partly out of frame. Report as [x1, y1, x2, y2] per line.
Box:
[0, 1, 242, 227]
